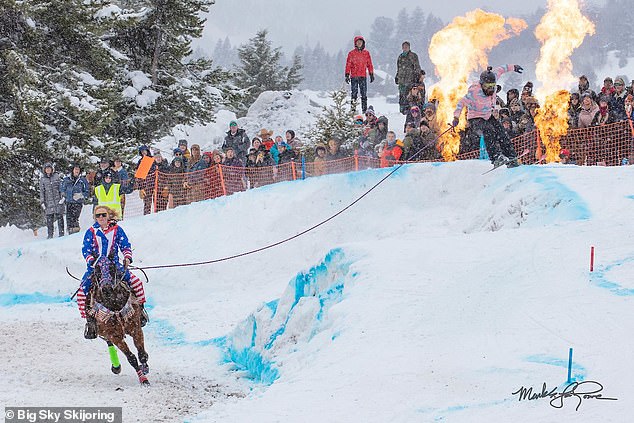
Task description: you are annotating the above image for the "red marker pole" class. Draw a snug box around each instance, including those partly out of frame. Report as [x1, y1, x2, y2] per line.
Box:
[590, 246, 595, 272]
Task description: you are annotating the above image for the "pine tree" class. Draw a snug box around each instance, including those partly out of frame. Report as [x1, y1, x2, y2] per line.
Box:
[305, 88, 361, 153]
[234, 29, 303, 114]
[0, 0, 242, 227]
[104, 0, 243, 145]
[0, 0, 121, 228]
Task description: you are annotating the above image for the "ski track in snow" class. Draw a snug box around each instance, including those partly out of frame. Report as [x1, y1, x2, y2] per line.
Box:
[0, 305, 246, 422]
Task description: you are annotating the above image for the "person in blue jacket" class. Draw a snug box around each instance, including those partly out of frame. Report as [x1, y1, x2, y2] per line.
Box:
[60, 163, 90, 234]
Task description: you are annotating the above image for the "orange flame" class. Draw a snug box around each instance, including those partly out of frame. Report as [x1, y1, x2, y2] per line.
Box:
[428, 9, 527, 161]
[534, 0, 595, 162]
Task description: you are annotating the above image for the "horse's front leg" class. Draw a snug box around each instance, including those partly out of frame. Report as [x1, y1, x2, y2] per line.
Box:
[107, 321, 149, 385]
[128, 314, 149, 376]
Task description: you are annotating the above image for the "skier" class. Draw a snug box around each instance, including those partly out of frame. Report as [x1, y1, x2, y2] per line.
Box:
[77, 205, 148, 339]
[345, 35, 374, 113]
[452, 65, 524, 167]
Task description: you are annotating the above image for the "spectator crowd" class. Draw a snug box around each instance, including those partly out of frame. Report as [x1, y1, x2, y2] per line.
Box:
[36, 39, 634, 239]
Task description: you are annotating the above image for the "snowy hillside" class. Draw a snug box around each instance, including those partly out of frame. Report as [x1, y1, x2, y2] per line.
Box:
[1, 162, 633, 422]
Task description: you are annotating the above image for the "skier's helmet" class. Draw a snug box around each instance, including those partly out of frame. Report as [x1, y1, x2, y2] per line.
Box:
[480, 66, 497, 96]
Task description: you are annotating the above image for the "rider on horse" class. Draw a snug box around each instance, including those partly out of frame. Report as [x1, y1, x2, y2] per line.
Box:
[76, 205, 148, 339]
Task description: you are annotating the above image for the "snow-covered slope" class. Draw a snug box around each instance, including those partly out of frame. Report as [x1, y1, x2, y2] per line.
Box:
[1, 162, 633, 422]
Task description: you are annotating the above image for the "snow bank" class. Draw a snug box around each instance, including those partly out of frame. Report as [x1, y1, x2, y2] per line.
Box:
[213, 248, 356, 384]
[239, 90, 322, 140]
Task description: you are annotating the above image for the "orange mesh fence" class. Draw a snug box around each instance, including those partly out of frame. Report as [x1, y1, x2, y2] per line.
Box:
[121, 122, 633, 218]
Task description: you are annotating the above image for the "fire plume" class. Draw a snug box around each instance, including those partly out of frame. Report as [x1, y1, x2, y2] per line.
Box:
[534, 0, 595, 162]
[428, 9, 526, 161]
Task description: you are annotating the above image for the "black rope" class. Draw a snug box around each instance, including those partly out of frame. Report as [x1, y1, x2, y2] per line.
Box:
[134, 125, 455, 271]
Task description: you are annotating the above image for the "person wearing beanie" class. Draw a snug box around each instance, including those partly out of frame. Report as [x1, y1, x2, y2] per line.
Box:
[177, 139, 191, 161]
[453, 64, 524, 167]
[285, 129, 303, 152]
[591, 96, 616, 126]
[223, 120, 250, 160]
[364, 106, 378, 128]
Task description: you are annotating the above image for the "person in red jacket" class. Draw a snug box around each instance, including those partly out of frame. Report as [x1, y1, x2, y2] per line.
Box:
[379, 131, 403, 168]
[345, 35, 374, 113]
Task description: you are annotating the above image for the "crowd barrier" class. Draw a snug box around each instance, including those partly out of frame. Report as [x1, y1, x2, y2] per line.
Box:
[121, 120, 634, 219]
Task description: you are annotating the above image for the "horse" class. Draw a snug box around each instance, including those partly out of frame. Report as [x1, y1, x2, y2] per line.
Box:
[86, 256, 150, 385]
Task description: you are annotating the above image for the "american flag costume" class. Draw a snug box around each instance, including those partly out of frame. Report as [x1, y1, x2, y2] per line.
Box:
[76, 222, 145, 318]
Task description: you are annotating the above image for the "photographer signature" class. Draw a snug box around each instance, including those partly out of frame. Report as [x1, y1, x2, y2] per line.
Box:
[512, 381, 617, 411]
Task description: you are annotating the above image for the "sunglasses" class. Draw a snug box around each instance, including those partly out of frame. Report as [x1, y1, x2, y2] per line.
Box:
[175, 152, 183, 156]
[95, 213, 108, 218]
[615, 83, 624, 86]
[482, 83, 496, 90]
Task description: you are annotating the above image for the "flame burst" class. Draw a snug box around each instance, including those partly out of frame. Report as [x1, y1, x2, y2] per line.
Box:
[534, 0, 595, 162]
[429, 9, 527, 161]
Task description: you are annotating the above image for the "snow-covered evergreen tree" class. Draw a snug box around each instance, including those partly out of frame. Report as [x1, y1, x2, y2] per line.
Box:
[234, 29, 303, 115]
[104, 0, 243, 145]
[305, 88, 360, 153]
[0, 0, 242, 227]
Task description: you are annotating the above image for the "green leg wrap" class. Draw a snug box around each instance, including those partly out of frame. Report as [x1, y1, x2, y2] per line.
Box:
[108, 344, 121, 367]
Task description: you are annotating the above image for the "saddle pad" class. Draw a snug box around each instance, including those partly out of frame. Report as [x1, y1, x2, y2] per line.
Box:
[93, 297, 137, 323]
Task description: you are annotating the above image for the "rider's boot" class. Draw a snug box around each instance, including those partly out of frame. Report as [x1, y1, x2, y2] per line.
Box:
[139, 303, 149, 327]
[84, 316, 97, 339]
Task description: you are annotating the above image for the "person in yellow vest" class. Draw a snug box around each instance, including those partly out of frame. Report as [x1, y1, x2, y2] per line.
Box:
[94, 170, 133, 219]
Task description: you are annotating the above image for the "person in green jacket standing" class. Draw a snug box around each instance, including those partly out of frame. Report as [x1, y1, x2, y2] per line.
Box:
[395, 41, 422, 115]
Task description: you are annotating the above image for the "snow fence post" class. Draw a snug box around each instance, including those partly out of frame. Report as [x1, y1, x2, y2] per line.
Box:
[567, 347, 573, 383]
[218, 164, 227, 196]
[301, 154, 306, 180]
[354, 150, 359, 171]
[291, 159, 297, 181]
[478, 135, 489, 160]
[152, 169, 159, 213]
[590, 246, 595, 272]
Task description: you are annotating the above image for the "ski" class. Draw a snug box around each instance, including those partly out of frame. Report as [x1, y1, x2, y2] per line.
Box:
[482, 148, 531, 175]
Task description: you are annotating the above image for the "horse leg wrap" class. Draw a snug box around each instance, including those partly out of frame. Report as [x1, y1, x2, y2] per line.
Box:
[108, 344, 120, 368]
[136, 369, 149, 385]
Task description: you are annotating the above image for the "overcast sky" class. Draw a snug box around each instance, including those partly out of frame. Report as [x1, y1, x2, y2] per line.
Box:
[195, 0, 604, 54]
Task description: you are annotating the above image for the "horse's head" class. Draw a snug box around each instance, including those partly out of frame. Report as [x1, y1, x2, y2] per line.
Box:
[93, 257, 117, 288]
[92, 257, 129, 310]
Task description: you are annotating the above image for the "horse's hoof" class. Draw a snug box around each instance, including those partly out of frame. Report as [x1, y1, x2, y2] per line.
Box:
[111, 365, 121, 375]
[141, 363, 149, 375]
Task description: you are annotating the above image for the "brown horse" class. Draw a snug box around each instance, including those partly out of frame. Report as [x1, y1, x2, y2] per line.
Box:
[87, 257, 150, 385]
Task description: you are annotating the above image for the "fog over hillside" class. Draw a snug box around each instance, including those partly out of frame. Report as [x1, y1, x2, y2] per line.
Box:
[197, 0, 606, 54]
